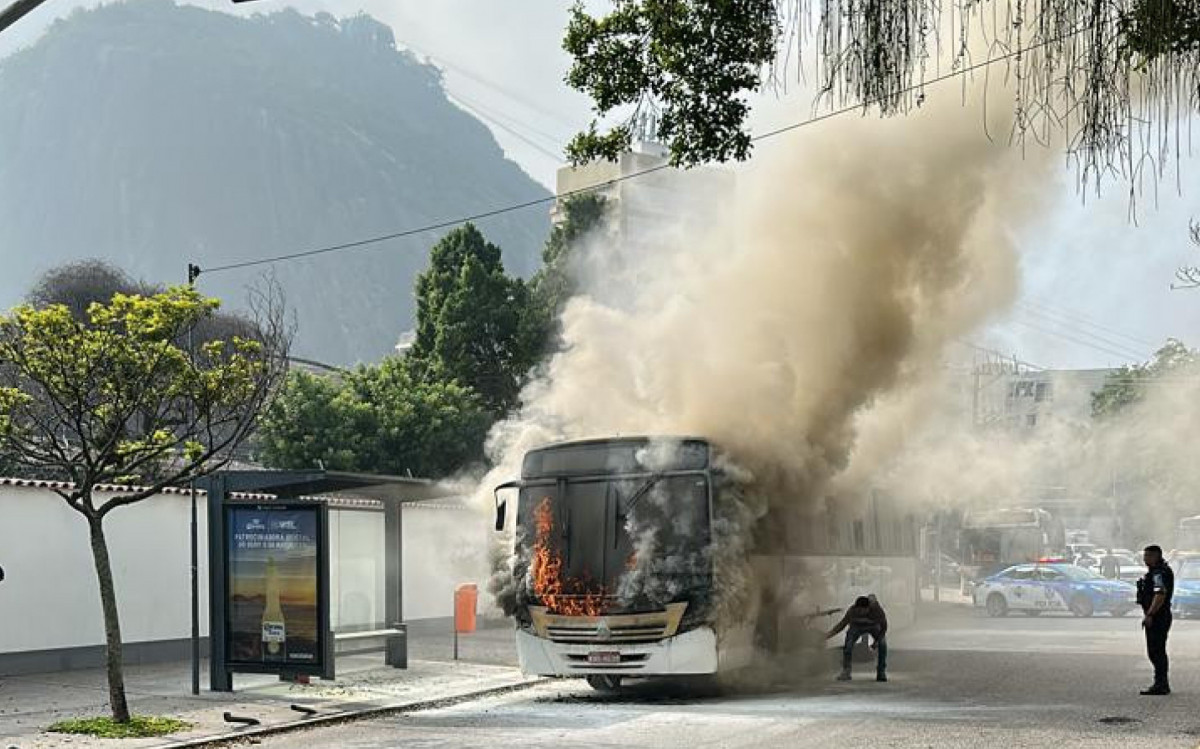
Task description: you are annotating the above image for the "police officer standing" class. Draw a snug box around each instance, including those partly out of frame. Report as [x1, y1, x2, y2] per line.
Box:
[1137, 545, 1174, 696]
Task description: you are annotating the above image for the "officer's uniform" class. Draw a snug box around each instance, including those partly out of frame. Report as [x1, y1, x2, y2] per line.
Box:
[1137, 560, 1174, 692]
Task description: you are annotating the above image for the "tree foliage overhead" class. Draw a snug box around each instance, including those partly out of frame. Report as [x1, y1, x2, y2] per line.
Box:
[566, 0, 1200, 183]
[564, 0, 779, 165]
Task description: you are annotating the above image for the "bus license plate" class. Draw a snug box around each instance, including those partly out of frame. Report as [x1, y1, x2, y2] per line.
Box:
[587, 651, 620, 665]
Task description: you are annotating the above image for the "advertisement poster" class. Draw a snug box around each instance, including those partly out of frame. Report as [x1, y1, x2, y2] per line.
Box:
[226, 504, 323, 667]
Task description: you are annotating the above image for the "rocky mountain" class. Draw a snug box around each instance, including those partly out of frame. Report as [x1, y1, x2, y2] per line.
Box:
[0, 0, 551, 364]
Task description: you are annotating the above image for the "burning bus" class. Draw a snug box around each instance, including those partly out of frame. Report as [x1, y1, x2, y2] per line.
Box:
[958, 507, 1066, 585]
[492, 435, 919, 690]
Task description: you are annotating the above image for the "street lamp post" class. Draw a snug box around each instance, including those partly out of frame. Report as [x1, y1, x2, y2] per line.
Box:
[187, 263, 201, 696]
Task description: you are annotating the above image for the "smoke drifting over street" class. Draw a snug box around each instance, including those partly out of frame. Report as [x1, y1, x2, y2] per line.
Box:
[481, 76, 1063, 620]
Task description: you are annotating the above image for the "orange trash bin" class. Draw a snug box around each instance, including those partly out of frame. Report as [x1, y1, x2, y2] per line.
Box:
[454, 583, 478, 634]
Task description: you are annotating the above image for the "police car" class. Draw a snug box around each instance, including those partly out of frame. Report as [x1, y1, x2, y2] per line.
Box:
[973, 563, 1137, 618]
[1172, 558, 1200, 617]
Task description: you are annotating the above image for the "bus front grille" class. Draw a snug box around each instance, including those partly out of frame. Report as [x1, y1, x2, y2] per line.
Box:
[529, 602, 688, 644]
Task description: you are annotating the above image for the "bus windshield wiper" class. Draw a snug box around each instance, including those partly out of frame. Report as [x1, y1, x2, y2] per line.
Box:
[621, 474, 663, 516]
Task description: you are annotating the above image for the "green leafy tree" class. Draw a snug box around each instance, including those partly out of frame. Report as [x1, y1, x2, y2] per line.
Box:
[255, 369, 374, 471]
[360, 358, 491, 476]
[258, 358, 490, 478]
[408, 224, 532, 414]
[523, 194, 609, 356]
[1092, 338, 1196, 417]
[0, 286, 288, 723]
[564, 0, 1200, 181]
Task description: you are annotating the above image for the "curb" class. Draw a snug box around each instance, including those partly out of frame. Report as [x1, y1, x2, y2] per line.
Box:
[155, 677, 549, 748]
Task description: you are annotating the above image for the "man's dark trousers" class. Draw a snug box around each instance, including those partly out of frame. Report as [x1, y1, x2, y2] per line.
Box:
[1146, 612, 1172, 689]
[843, 627, 887, 673]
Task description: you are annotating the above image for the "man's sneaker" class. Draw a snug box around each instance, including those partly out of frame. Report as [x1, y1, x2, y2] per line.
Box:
[876, 672, 888, 682]
[836, 670, 852, 681]
[1140, 685, 1171, 696]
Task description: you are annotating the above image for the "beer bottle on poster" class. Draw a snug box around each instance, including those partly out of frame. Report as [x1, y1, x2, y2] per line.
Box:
[261, 556, 287, 662]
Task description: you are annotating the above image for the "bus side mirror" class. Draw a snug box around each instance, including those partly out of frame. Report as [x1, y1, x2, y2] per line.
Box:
[493, 480, 520, 532]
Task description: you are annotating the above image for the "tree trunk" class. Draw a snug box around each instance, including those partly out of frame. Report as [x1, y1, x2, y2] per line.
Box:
[87, 515, 131, 723]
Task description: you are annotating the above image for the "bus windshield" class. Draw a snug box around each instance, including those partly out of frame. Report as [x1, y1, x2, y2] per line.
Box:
[517, 473, 711, 614]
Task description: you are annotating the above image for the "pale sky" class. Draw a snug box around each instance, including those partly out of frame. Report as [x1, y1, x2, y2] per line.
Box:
[3, 0, 1198, 370]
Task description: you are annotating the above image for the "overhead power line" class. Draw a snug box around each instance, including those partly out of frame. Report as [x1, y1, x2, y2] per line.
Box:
[199, 25, 1092, 277]
[400, 42, 581, 134]
[1009, 318, 1142, 363]
[1022, 298, 1158, 349]
[1014, 305, 1150, 361]
[447, 92, 565, 163]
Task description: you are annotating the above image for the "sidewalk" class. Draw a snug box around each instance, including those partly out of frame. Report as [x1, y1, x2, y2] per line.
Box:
[1, 628, 535, 748]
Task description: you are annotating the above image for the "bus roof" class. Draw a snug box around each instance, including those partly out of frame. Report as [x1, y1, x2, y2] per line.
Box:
[522, 436, 711, 479]
[963, 508, 1049, 529]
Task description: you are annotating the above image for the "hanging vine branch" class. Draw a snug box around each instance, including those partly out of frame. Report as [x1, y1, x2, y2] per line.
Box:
[564, 0, 1200, 189]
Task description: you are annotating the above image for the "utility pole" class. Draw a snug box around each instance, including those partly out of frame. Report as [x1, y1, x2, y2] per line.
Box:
[972, 363, 981, 431]
[187, 263, 201, 696]
[934, 514, 943, 603]
[0, 0, 51, 36]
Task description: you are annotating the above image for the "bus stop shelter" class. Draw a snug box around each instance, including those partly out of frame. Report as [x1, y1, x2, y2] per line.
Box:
[198, 469, 458, 692]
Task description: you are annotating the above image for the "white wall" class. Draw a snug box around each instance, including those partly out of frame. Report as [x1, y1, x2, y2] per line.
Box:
[0, 483, 481, 658]
[0, 484, 210, 653]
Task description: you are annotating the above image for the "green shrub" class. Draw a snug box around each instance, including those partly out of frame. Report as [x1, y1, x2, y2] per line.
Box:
[48, 715, 191, 738]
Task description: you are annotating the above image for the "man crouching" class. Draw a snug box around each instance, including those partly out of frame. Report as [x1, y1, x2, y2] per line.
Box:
[825, 594, 888, 682]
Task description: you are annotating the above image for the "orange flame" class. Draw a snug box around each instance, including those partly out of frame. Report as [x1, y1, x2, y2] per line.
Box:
[531, 497, 608, 616]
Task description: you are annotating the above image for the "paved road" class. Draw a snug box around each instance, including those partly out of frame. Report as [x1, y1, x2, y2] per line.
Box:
[260, 607, 1200, 748]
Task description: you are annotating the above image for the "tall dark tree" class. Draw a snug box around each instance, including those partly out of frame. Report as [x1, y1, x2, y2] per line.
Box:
[408, 224, 532, 414]
[25, 260, 153, 319]
[25, 259, 262, 353]
[523, 195, 609, 356]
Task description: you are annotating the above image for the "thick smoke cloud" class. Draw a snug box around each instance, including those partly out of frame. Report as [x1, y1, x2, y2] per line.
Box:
[481, 81, 1058, 617]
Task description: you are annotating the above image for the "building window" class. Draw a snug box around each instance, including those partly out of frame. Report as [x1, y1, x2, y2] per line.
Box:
[1034, 382, 1051, 402]
[1026, 413, 1038, 427]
